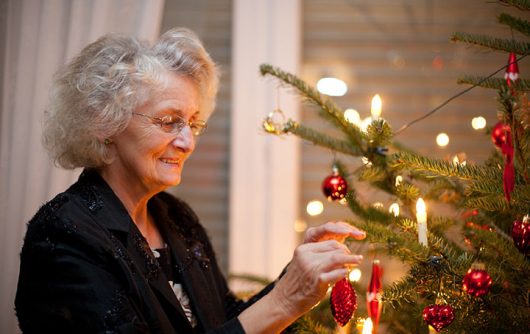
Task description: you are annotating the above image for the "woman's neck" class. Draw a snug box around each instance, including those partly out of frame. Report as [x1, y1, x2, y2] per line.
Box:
[98, 168, 165, 248]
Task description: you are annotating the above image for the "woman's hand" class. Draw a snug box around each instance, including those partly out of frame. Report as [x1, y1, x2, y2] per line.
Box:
[303, 221, 366, 244]
[238, 221, 365, 334]
[270, 222, 365, 319]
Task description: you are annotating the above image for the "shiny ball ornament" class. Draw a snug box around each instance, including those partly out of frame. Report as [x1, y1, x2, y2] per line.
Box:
[322, 167, 348, 201]
[462, 263, 493, 297]
[330, 277, 357, 326]
[491, 122, 511, 148]
[512, 216, 530, 257]
[422, 304, 455, 332]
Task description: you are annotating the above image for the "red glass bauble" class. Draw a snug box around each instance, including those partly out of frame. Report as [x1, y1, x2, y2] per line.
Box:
[422, 304, 455, 332]
[512, 217, 530, 257]
[322, 169, 348, 201]
[462, 263, 493, 297]
[330, 277, 357, 326]
[491, 122, 511, 148]
[367, 260, 383, 331]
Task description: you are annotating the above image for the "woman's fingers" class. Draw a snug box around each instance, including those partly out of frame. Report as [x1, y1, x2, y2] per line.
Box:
[304, 221, 366, 243]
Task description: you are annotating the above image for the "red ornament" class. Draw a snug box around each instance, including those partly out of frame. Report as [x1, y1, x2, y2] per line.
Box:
[422, 304, 455, 332]
[491, 122, 511, 148]
[322, 166, 348, 201]
[491, 122, 515, 202]
[330, 277, 357, 326]
[462, 262, 493, 297]
[367, 260, 383, 333]
[505, 52, 519, 88]
[512, 216, 530, 257]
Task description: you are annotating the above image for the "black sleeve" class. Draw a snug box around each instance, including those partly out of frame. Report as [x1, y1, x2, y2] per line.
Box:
[15, 201, 148, 334]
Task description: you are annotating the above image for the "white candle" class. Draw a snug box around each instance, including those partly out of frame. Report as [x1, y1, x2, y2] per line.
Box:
[362, 318, 373, 334]
[416, 198, 428, 247]
[389, 203, 400, 217]
[371, 94, 382, 120]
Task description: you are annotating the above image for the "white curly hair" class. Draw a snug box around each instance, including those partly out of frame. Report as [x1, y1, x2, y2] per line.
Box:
[43, 28, 219, 169]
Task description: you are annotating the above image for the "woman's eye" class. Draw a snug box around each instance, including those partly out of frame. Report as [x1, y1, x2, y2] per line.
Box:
[159, 115, 174, 126]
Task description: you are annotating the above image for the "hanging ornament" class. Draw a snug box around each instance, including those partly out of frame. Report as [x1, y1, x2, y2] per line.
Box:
[491, 121, 511, 148]
[422, 304, 455, 332]
[330, 277, 358, 326]
[322, 166, 348, 201]
[504, 52, 519, 90]
[367, 260, 383, 333]
[462, 262, 493, 297]
[491, 121, 515, 202]
[512, 215, 530, 257]
[263, 109, 287, 135]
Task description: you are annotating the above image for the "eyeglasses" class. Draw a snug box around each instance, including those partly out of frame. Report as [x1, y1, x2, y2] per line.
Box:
[132, 112, 207, 136]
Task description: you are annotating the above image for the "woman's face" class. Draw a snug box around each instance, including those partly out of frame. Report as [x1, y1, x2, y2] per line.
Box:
[108, 71, 200, 194]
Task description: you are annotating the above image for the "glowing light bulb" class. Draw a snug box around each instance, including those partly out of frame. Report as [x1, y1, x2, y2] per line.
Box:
[371, 94, 382, 120]
[436, 133, 449, 147]
[344, 108, 361, 126]
[416, 198, 428, 247]
[395, 175, 403, 187]
[360, 117, 372, 132]
[389, 202, 400, 217]
[362, 318, 373, 334]
[349, 268, 362, 282]
[471, 116, 486, 130]
[294, 219, 307, 233]
[316, 77, 347, 96]
[306, 200, 324, 216]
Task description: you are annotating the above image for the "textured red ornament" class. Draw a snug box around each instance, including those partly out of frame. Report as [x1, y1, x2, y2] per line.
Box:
[322, 167, 348, 201]
[367, 260, 383, 333]
[422, 304, 455, 332]
[462, 263, 493, 297]
[512, 216, 530, 257]
[330, 277, 357, 326]
[505, 52, 519, 88]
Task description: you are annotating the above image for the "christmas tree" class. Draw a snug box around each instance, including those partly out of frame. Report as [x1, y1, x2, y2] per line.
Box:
[259, 0, 530, 333]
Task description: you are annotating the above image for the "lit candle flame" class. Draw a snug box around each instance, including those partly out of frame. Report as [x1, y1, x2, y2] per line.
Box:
[416, 198, 428, 247]
[371, 94, 382, 120]
[362, 318, 373, 334]
[389, 203, 400, 217]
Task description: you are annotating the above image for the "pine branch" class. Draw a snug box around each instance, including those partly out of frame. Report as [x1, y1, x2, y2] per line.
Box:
[498, 0, 530, 10]
[390, 152, 502, 182]
[498, 13, 530, 36]
[260, 64, 365, 148]
[281, 120, 364, 156]
[382, 275, 419, 305]
[457, 76, 530, 91]
[450, 32, 530, 54]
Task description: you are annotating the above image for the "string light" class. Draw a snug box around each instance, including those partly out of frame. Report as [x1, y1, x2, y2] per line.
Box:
[436, 133, 449, 147]
[344, 108, 361, 126]
[316, 77, 347, 96]
[349, 268, 362, 282]
[471, 116, 487, 130]
[306, 200, 324, 216]
[389, 202, 400, 217]
[371, 94, 382, 120]
[294, 219, 307, 233]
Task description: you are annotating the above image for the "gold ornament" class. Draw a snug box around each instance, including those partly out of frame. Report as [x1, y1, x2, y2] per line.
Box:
[262, 109, 287, 135]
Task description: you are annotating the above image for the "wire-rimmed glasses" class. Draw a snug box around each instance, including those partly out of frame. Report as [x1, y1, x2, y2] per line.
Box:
[132, 112, 207, 136]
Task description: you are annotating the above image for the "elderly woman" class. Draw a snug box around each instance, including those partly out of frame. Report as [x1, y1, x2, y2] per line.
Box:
[15, 28, 365, 333]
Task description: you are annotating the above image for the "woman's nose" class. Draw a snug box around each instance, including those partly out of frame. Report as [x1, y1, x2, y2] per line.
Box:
[172, 125, 195, 153]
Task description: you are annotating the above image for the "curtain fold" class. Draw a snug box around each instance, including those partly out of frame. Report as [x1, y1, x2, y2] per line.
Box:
[0, 1, 165, 332]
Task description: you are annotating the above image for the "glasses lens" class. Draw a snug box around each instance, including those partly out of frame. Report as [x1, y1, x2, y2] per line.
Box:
[190, 121, 207, 136]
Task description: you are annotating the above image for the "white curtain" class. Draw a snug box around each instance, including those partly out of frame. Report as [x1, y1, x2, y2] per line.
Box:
[0, 1, 165, 332]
